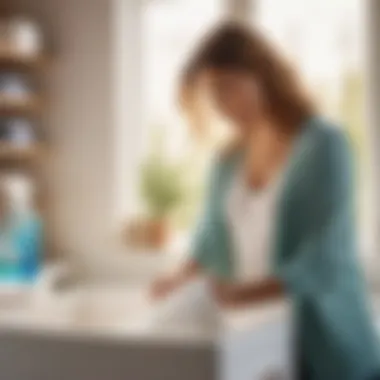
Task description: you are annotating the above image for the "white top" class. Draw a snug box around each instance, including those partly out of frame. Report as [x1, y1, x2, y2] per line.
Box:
[226, 167, 283, 283]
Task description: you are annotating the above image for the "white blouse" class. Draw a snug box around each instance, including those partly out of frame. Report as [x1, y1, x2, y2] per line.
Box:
[226, 167, 283, 283]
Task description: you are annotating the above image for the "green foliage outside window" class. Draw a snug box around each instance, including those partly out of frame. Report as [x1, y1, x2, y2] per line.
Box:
[140, 130, 187, 221]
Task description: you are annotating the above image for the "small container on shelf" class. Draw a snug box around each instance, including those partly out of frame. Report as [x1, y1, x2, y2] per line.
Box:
[0, 72, 39, 117]
[5, 16, 43, 58]
[0, 72, 34, 101]
[0, 118, 37, 146]
[0, 118, 41, 162]
[6, 118, 37, 147]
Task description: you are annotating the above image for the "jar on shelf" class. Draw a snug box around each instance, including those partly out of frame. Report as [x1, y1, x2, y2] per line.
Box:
[6, 118, 37, 147]
[0, 72, 34, 100]
[8, 17, 43, 57]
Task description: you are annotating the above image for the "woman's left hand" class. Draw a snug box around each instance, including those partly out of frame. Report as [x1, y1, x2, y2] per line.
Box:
[210, 277, 283, 309]
[210, 279, 241, 308]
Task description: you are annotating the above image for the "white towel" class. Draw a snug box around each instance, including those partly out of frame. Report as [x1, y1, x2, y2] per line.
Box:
[149, 278, 223, 334]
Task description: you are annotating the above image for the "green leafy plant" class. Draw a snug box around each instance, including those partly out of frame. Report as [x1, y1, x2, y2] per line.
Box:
[140, 130, 187, 221]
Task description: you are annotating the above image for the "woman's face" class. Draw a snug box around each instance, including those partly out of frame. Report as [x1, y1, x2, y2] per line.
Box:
[205, 69, 263, 134]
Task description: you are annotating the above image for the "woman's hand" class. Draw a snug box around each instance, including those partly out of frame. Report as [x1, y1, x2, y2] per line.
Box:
[210, 280, 240, 308]
[210, 277, 284, 308]
[149, 275, 181, 301]
[149, 259, 202, 301]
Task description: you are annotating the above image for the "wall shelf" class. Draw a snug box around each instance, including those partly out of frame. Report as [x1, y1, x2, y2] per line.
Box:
[0, 96, 42, 116]
[0, 143, 43, 162]
[0, 52, 47, 71]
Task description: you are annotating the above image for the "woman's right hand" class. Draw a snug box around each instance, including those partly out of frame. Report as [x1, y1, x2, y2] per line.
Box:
[149, 275, 180, 301]
[149, 260, 201, 301]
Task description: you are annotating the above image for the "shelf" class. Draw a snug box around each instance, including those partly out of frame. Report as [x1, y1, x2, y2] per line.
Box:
[0, 143, 43, 162]
[0, 96, 42, 116]
[0, 51, 47, 71]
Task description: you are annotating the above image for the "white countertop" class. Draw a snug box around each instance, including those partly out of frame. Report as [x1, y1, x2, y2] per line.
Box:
[0, 282, 289, 346]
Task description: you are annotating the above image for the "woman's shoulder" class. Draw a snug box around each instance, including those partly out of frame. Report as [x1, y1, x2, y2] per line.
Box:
[204, 141, 244, 188]
[302, 117, 353, 159]
[292, 117, 354, 190]
[285, 117, 354, 201]
[306, 117, 350, 147]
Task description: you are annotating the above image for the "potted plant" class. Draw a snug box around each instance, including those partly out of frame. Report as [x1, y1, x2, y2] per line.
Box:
[138, 131, 186, 249]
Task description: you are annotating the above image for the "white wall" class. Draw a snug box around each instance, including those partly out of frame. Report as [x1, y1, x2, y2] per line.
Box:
[6, 0, 139, 265]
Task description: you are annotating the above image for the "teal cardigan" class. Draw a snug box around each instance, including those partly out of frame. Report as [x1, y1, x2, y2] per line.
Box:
[191, 117, 380, 380]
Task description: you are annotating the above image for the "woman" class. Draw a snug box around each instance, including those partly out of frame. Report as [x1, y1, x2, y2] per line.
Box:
[151, 23, 380, 379]
[0, 179, 42, 283]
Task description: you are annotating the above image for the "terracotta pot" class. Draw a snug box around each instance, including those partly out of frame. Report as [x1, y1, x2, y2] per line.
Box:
[146, 219, 170, 250]
[124, 218, 170, 251]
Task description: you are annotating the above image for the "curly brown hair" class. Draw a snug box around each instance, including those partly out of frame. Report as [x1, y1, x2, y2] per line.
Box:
[180, 22, 316, 136]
